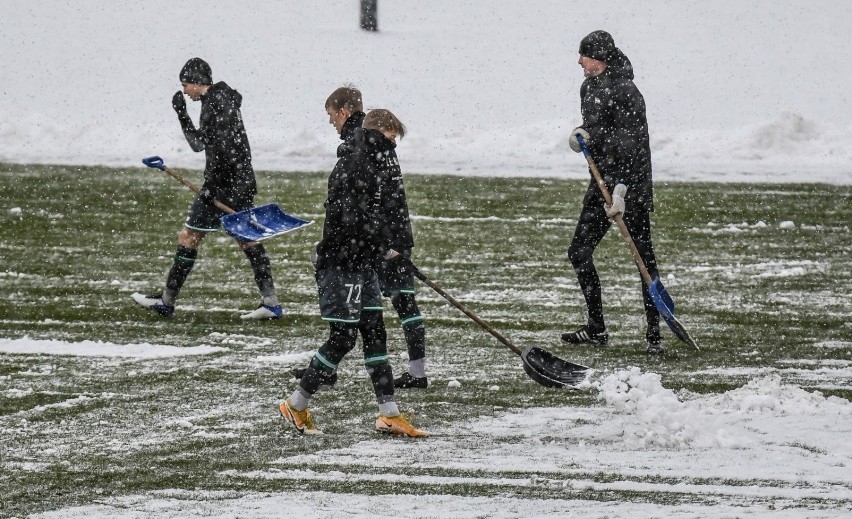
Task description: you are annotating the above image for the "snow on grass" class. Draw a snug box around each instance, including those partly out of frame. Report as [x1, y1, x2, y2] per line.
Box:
[28, 489, 826, 519]
[0, 337, 228, 358]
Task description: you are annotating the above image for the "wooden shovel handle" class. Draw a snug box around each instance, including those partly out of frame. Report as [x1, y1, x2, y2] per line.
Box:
[405, 260, 523, 357]
[160, 166, 236, 215]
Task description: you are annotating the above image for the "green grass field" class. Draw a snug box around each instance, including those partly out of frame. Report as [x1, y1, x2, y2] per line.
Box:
[1, 163, 850, 517]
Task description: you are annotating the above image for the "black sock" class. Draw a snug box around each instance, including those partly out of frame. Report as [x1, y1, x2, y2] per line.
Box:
[243, 244, 277, 303]
[165, 245, 197, 300]
[392, 293, 426, 360]
[403, 323, 426, 361]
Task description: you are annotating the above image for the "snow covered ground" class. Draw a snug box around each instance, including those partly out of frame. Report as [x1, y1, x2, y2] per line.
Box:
[3, 337, 851, 518]
[1, 1, 850, 183]
[2, 3, 851, 517]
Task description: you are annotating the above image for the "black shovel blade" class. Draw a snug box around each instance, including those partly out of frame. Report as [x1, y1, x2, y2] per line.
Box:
[521, 346, 589, 389]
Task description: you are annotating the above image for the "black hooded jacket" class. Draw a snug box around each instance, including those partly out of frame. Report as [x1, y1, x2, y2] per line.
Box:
[364, 129, 414, 253]
[337, 111, 366, 158]
[316, 127, 383, 272]
[177, 81, 256, 201]
[580, 50, 653, 210]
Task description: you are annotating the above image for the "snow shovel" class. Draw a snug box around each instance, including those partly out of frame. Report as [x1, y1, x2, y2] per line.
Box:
[575, 136, 698, 350]
[141, 156, 312, 242]
[401, 257, 589, 388]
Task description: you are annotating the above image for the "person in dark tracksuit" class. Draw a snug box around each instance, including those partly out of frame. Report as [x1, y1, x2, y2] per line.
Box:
[278, 90, 427, 437]
[362, 109, 429, 389]
[563, 31, 664, 354]
[293, 89, 430, 388]
[132, 57, 282, 320]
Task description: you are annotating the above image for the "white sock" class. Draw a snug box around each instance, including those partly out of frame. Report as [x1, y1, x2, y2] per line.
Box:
[409, 358, 426, 378]
[379, 401, 400, 417]
[289, 387, 310, 411]
[261, 290, 279, 307]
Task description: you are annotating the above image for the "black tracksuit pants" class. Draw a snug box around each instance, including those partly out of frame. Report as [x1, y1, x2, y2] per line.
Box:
[568, 187, 660, 333]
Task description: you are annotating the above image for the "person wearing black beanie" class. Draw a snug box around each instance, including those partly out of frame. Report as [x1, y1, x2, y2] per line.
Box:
[563, 31, 665, 354]
[132, 57, 283, 321]
[578, 30, 616, 63]
[179, 57, 213, 86]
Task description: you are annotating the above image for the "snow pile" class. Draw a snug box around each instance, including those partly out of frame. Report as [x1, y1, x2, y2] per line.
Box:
[595, 367, 739, 448]
[703, 373, 852, 415]
[594, 368, 852, 450]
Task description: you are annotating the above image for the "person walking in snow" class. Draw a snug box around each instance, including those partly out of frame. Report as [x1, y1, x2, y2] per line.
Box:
[132, 57, 282, 320]
[361, 108, 430, 389]
[293, 87, 430, 389]
[563, 31, 664, 354]
[278, 91, 428, 437]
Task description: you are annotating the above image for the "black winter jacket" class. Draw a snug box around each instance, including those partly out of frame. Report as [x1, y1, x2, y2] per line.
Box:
[580, 50, 653, 211]
[337, 111, 366, 158]
[365, 129, 414, 253]
[177, 81, 256, 201]
[316, 128, 383, 272]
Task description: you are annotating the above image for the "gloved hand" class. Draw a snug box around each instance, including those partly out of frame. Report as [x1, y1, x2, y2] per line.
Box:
[199, 187, 215, 205]
[568, 127, 591, 153]
[387, 251, 416, 276]
[172, 91, 187, 115]
[606, 184, 627, 219]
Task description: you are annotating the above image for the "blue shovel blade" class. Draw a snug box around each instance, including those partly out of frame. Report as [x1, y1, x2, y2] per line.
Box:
[220, 204, 313, 243]
[649, 277, 699, 350]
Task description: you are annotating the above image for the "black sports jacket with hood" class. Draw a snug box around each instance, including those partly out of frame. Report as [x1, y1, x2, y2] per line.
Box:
[580, 50, 654, 211]
[316, 127, 383, 272]
[364, 129, 414, 253]
[177, 81, 256, 202]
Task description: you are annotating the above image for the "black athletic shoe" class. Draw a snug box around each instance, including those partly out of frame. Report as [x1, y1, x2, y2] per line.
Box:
[645, 325, 664, 354]
[646, 340, 666, 354]
[561, 325, 608, 345]
[291, 368, 337, 387]
[393, 372, 429, 389]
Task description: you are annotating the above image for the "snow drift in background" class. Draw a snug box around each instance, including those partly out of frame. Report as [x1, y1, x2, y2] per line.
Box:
[1, 1, 850, 183]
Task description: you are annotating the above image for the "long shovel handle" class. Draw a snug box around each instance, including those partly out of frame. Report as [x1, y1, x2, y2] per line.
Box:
[575, 136, 654, 286]
[142, 156, 236, 215]
[405, 260, 523, 357]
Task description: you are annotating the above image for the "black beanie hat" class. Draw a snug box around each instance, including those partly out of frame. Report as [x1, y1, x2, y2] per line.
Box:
[579, 30, 616, 62]
[179, 57, 213, 85]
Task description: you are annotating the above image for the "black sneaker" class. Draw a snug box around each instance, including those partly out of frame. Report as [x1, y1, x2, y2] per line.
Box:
[561, 325, 608, 345]
[645, 325, 664, 354]
[291, 368, 337, 387]
[646, 340, 666, 355]
[394, 372, 429, 389]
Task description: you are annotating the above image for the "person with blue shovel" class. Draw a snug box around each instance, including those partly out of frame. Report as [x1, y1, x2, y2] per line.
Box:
[563, 31, 665, 354]
[132, 57, 282, 320]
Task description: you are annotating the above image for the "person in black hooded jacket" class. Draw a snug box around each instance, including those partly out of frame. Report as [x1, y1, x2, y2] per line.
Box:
[132, 57, 282, 320]
[294, 91, 430, 389]
[361, 109, 429, 389]
[278, 92, 428, 437]
[563, 31, 664, 354]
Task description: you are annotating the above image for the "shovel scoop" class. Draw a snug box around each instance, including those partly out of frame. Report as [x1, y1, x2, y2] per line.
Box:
[142, 156, 312, 242]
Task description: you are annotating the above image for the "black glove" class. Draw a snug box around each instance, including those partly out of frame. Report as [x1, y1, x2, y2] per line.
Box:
[388, 252, 415, 276]
[172, 91, 187, 115]
[199, 187, 215, 205]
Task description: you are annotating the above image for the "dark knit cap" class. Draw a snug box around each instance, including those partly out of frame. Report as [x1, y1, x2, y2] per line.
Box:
[579, 30, 616, 62]
[179, 57, 212, 85]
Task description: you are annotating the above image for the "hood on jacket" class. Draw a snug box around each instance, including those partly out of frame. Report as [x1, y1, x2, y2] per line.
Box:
[605, 48, 634, 80]
[205, 81, 243, 108]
